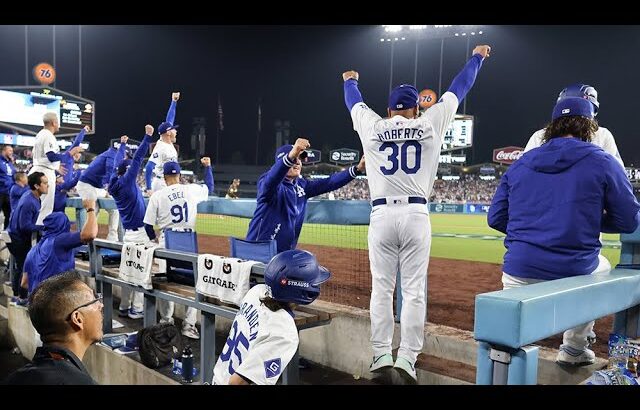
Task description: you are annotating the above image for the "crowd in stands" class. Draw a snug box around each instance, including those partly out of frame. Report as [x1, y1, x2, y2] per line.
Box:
[429, 174, 499, 204]
[312, 174, 499, 203]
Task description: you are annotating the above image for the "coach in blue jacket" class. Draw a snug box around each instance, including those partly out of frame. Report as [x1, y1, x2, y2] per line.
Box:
[247, 138, 365, 253]
[488, 97, 640, 367]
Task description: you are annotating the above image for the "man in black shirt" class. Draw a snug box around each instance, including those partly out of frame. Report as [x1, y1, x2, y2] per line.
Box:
[3, 271, 102, 384]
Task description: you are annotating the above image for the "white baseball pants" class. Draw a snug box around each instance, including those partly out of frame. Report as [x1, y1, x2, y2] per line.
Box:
[368, 201, 430, 365]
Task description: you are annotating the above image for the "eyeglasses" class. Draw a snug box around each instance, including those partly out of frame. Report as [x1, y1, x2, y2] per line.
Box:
[66, 292, 103, 321]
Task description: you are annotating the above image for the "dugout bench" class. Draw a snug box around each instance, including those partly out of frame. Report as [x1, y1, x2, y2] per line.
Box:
[474, 227, 640, 384]
[77, 238, 335, 385]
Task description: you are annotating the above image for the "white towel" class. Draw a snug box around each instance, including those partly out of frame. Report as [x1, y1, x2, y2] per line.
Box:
[119, 243, 159, 290]
[196, 254, 256, 306]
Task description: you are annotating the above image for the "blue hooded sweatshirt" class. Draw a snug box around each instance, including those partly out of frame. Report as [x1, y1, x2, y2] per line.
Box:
[488, 137, 640, 280]
[28, 212, 83, 294]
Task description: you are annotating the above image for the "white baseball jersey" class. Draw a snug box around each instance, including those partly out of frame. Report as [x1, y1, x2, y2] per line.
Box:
[350, 92, 459, 200]
[32, 128, 60, 171]
[524, 126, 624, 167]
[150, 140, 178, 177]
[350, 91, 460, 365]
[212, 284, 298, 385]
[143, 183, 209, 230]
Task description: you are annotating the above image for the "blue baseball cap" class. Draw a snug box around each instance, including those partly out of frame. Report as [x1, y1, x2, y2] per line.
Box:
[274, 144, 308, 162]
[551, 97, 595, 121]
[163, 161, 181, 175]
[117, 159, 132, 175]
[388, 84, 419, 110]
[158, 122, 179, 135]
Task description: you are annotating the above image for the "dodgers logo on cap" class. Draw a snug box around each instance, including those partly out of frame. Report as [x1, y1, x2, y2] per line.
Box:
[388, 84, 419, 111]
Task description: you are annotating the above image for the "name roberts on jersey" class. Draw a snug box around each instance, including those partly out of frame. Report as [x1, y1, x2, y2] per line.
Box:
[377, 128, 424, 142]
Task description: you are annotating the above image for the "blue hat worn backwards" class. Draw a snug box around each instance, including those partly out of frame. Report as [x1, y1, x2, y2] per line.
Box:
[274, 144, 308, 162]
[388, 84, 419, 111]
[551, 97, 595, 121]
[163, 161, 181, 175]
[158, 121, 179, 135]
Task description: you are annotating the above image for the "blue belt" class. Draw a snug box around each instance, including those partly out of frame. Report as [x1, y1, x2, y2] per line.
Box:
[372, 196, 427, 207]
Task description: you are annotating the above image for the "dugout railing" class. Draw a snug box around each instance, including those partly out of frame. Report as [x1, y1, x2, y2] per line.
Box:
[75, 237, 334, 385]
[68, 196, 409, 321]
[474, 227, 640, 385]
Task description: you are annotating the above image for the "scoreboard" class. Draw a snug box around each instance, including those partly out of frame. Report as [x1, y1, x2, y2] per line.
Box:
[0, 86, 95, 138]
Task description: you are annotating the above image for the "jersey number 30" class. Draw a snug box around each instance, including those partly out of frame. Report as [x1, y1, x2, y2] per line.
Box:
[170, 203, 189, 223]
[379, 141, 422, 175]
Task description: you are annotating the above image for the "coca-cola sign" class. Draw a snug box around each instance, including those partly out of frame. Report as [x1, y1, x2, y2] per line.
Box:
[493, 146, 524, 165]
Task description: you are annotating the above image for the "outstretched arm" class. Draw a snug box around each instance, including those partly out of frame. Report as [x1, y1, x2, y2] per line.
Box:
[305, 156, 365, 198]
[201, 157, 214, 195]
[446, 45, 490, 103]
[144, 160, 155, 191]
[122, 127, 153, 184]
[166, 92, 180, 124]
[342, 70, 363, 112]
[69, 126, 90, 151]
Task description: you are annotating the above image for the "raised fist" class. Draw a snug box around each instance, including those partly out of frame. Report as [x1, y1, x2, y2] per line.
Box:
[472, 45, 491, 59]
[172, 92, 180, 101]
[145, 124, 154, 135]
[290, 138, 310, 158]
[342, 70, 359, 82]
[120, 135, 129, 144]
[201, 157, 211, 167]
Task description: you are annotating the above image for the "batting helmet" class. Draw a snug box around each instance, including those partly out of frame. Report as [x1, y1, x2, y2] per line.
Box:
[557, 84, 599, 115]
[264, 250, 331, 305]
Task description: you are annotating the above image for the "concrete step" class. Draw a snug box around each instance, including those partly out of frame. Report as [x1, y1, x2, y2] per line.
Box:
[423, 323, 606, 385]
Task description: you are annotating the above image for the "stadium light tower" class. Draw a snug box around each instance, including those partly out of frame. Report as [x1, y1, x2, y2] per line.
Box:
[380, 25, 486, 104]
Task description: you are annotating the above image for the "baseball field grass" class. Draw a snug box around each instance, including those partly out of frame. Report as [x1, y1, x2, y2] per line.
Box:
[72, 209, 621, 267]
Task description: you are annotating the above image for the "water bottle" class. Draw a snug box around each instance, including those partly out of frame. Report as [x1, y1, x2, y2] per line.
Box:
[181, 345, 194, 383]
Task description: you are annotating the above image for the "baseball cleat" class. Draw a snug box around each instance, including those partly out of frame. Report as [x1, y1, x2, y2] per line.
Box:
[393, 357, 417, 384]
[556, 346, 595, 366]
[369, 353, 394, 373]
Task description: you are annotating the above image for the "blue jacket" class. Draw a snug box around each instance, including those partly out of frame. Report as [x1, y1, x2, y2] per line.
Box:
[488, 137, 640, 280]
[246, 155, 358, 253]
[61, 128, 86, 185]
[0, 156, 16, 195]
[9, 184, 29, 210]
[108, 134, 152, 230]
[7, 191, 42, 243]
[79, 147, 124, 189]
[27, 212, 83, 294]
[54, 170, 81, 213]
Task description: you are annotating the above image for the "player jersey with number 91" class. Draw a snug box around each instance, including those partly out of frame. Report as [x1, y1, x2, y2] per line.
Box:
[143, 183, 209, 230]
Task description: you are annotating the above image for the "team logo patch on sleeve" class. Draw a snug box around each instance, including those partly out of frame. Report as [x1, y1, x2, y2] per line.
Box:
[153, 153, 159, 158]
[264, 358, 282, 378]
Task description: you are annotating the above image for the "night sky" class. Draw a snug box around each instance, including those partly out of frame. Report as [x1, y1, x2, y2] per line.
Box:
[1, 25, 639, 166]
